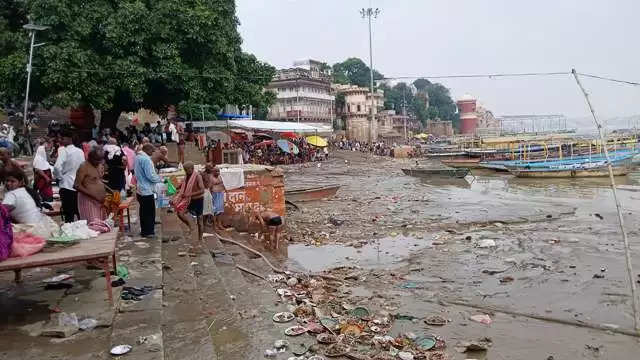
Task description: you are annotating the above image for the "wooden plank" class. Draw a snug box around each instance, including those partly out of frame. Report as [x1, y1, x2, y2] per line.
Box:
[0, 232, 116, 271]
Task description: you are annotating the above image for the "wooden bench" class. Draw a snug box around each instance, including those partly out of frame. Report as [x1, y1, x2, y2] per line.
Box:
[0, 232, 118, 304]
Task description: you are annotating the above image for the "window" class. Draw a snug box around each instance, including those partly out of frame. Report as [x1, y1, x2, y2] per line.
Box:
[357, 104, 361, 112]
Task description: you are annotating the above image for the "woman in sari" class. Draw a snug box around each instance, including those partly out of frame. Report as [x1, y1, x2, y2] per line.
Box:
[32, 140, 54, 202]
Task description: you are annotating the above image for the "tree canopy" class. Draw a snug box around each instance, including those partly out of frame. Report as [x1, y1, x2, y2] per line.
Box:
[0, 0, 276, 127]
[381, 78, 459, 128]
[332, 57, 383, 88]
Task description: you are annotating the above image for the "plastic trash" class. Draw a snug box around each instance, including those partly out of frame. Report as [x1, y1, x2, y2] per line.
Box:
[478, 239, 496, 248]
[78, 318, 98, 330]
[470, 314, 492, 325]
[398, 352, 414, 360]
[110, 345, 132, 355]
[58, 312, 78, 328]
[264, 349, 277, 358]
[116, 264, 129, 279]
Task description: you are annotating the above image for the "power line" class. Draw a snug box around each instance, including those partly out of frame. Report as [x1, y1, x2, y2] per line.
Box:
[381, 71, 571, 80]
[576, 72, 640, 87]
[28, 66, 640, 87]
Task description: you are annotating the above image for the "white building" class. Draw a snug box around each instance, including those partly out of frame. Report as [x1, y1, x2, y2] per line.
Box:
[266, 60, 335, 124]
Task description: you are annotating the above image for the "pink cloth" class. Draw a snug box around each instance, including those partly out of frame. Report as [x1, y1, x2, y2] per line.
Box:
[11, 233, 45, 258]
[170, 172, 198, 214]
[123, 146, 136, 171]
[77, 192, 106, 222]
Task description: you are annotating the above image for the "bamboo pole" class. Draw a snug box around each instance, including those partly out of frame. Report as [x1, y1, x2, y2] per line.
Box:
[572, 69, 639, 333]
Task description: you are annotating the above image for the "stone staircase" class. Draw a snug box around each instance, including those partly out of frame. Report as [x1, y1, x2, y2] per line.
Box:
[108, 207, 288, 360]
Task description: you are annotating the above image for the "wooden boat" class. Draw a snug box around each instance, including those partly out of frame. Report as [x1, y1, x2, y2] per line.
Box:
[285, 185, 340, 202]
[441, 158, 482, 168]
[482, 151, 636, 172]
[509, 165, 631, 178]
[402, 167, 470, 179]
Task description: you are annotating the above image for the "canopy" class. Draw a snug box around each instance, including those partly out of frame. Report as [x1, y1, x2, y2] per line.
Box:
[254, 140, 274, 148]
[254, 133, 273, 139]
[306, 135, 328, 147]
[277, 139, 299, 154]
[206, 131, 230, 143]
[186, 120, 328, 134]
[280, 131, 298, 139]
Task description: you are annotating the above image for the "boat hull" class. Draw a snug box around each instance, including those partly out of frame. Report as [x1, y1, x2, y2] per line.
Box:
[285, 185, 340, 202]
[509, 166, 631, 178]
[402, 168, 470, 179]
[441, 159, 482, 168]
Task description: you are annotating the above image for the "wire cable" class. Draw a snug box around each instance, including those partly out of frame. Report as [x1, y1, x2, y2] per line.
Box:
[576, 72, 640, 87]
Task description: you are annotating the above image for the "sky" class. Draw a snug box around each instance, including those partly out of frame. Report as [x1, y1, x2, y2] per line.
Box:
[236, 0, 640, 124]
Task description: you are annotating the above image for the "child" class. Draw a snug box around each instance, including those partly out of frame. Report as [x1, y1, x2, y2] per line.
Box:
[250, 208, 283, 250]
[211, 167, 227, 231]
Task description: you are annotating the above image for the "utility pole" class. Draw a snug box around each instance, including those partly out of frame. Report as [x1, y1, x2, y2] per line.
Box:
[22, 21, 49, 156]
[361, 7, 380, 144]
[402, 86, 407, 141]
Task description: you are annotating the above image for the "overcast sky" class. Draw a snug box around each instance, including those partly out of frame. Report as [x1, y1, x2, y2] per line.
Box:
[236, 0, 640, 122]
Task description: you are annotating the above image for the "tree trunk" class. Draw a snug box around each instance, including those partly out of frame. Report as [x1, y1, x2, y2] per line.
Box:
[100, 108, 122, 130]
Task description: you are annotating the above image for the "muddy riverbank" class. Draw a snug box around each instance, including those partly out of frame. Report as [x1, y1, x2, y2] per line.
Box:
[282, 150, 640, 359]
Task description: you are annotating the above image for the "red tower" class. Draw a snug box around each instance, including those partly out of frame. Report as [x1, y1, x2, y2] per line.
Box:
[457, 94, 478, 135]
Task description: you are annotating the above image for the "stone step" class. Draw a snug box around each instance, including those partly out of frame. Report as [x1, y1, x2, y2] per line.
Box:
[160, 211, 217, 360]
[109, 220, 164, 360]
[205, 235, 292, 360]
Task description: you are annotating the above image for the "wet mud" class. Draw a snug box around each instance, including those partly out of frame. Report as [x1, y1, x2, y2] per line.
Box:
[283, 150, 640, 359]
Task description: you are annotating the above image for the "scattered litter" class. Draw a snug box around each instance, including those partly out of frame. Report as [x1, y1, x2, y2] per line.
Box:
[110, 344, 132, 356]
[274, 339, 290, 349]
[134, 241, 150, 248]
[455, 337, 493, 352]
[317, 333, 337, 344]
[594, 213, 604, 220]
[349, 306, 370, 319]
[593, 273, 605, 279]
[43, 274, 73, 283]
[272, 312, 295, 323]
[287, 277, 299, 286]
[482, 268, 507, 275]
[399, 281, 421, 289]
[178, 252, 187, 257]
[58, 312, 79, 328]
[469, 314, 492, 325]
[477, 239, 496, 248]
[284, 325, 307, 336]
[268, 274, 287, 283]
[116, 265, 129, 279]
[78, 318, 98, 331]
[398, 351, 414, 360]
[264, 349, 278, 357]
[424, 315, 447, 326]
[121, 285, 153, 301]
[499, 276, 515, 284]
[111, 278, 126, 287]
[324, 343, 350, 357]
[415, 335, 437, 350]
[291, 342, 309, 356]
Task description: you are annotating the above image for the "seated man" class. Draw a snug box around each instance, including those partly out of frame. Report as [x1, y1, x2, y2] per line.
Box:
[250, 208, 284, 250]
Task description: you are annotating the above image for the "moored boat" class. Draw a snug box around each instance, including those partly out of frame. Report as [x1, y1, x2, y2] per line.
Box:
[441, 158, 482, 168]
[509, 165, 631, 178]
[402, 167, 470, 179]
[285, 185, 340, 202]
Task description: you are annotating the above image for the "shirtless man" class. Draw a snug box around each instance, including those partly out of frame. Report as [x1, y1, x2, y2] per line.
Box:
[251, 208, 283, 250]
[210, 167, 227, 231]
[74, 148, 107, 222]
[172, 161, 204, 242]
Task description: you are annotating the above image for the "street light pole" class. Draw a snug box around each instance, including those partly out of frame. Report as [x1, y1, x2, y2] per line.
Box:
[22, 21, 49, 156]
[361, 7, 380, 144]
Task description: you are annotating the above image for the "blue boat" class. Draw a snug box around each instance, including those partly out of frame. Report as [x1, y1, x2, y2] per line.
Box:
[480, 150, 638, 171]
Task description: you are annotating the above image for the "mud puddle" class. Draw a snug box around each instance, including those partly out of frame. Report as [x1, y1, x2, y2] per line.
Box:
[287, 235, 433, 272]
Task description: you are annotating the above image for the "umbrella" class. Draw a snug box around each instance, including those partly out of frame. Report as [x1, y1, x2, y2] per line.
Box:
[277, 139, 299, 155]
[280, 131, 298, 139]
[414, 133, 431, 139]
[206, 131, 230, 143]
[306, 135, 328, 147]
[254, 140, 274, 148]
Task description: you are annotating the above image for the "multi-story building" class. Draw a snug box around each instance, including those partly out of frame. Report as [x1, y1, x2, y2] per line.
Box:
[335, 84, 384, 142]
[266, 60, 335, 124]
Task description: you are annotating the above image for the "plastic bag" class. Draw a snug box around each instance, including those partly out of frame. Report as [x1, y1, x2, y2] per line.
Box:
[165, 178, 177, 196]
[11, 232, 46, 257]
[58, 312, 79, 328]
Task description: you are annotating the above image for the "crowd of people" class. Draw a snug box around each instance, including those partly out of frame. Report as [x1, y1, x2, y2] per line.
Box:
[0, 121, 284, 253]
[209, 136, 329, 166]
[334, 139, 398, 157]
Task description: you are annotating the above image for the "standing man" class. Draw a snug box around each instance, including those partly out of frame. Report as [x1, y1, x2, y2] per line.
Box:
[134, 143, 163, 238]
[74, 148, 107, 222]
[53, 131, 85, 222]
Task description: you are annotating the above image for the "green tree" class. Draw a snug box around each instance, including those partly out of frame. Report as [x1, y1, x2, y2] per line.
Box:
[0, 0, 276, 128]
[332, 57, 383, 88]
